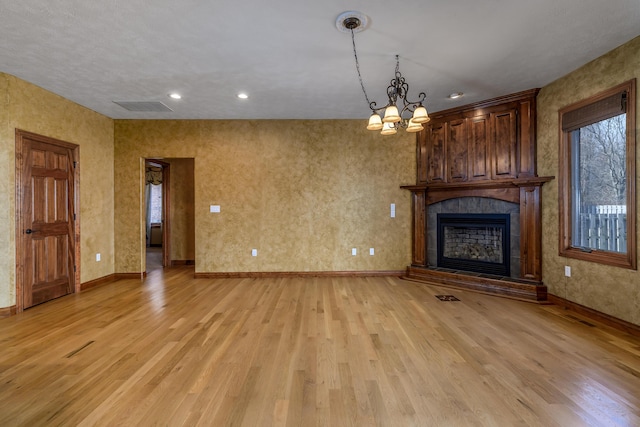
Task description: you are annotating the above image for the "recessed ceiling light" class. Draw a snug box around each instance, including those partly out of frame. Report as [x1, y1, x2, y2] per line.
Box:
[448, 92, 464, 99]
[168, 93, 182, 100]
[237, 93, 249, 99]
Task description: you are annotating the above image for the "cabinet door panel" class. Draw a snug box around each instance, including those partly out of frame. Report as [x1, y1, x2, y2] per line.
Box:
[492, 110, 517, 178]
[469, 115, 490, 180]
[416, 130, 428, 184]
[447, 119, 468, 182]
[427, 123, 446, 183]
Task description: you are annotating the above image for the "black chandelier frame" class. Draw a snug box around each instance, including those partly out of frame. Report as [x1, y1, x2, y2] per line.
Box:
[369, 55, 427, 128]
[344, 16, 428, 129]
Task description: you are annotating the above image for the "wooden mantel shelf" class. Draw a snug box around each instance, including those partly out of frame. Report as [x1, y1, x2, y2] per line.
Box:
[401, 176, 554, 192]
[402, 176, 554, 207]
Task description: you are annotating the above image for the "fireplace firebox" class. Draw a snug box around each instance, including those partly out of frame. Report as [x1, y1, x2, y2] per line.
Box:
[437, 213, 510, 276]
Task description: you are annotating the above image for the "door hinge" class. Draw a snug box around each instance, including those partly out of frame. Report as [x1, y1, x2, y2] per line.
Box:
[73, 213, 76, 220]
[73, 265, 76, 272]
[73, 161, 77, 168]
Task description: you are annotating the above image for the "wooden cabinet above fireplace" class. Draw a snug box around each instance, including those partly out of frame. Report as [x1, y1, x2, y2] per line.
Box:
[417, 89, 539, 186]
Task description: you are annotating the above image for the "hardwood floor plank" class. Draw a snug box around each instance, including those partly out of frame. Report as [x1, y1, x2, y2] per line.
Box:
[0, 268, 638, 425]
[272, 398, 289, 426]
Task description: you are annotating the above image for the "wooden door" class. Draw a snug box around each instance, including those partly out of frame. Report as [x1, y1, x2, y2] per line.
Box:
[16, 130, 78, 310]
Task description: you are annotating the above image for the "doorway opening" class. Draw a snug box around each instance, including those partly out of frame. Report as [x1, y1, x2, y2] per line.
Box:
[143, 158, 195, 274]
[145, 160, 170, 271]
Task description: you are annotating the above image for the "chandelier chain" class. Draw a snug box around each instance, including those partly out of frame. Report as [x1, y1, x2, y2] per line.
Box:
[350, 28, 374, 109]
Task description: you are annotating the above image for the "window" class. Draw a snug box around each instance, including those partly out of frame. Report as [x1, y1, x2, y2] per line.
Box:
[559, 79, 636, 269]
[149, 183, 163, 223]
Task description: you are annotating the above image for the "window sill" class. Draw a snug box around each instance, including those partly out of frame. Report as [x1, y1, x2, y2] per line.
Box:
[559, 246, 636, 270]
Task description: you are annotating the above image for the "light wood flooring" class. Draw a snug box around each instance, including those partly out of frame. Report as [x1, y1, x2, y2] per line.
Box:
[0, 264, 638, 426]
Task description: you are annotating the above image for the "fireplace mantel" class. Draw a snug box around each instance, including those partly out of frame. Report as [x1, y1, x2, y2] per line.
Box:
[402, 176, 554, 192]
[401, 177, 554, 205]
[401, 90, 554, 301]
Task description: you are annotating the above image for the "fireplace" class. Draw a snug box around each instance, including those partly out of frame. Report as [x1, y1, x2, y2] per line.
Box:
[401, 90, 552, 301]
[437, 213, 510, 276]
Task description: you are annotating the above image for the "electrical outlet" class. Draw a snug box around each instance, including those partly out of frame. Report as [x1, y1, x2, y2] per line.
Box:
[564, 265, 571, 277]
[96, 253, 101, 262]
[390, 203, 396, 218]
[351, 248, 357, 256]
[210, 205, 220, 213]
[369, 248, 374, 255]
[252, 249, 257, 257]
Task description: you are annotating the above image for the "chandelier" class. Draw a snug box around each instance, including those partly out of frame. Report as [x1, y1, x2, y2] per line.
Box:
[337, 11, 430, 135]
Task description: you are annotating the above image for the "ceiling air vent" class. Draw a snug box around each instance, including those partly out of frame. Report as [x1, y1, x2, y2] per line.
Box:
[113, 101, 173, 112]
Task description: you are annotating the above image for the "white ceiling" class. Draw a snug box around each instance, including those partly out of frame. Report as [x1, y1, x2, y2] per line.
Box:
[0, 1, 638, 120]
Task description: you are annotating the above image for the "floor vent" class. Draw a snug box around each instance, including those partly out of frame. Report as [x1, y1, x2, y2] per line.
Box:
[435, 295, 460, 302]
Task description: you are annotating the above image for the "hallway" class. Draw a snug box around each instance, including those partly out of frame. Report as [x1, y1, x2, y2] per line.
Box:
[146, 246, 164, 272]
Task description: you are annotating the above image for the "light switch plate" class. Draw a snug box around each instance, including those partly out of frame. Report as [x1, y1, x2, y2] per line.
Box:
[351, 248, 357, 256]
[564, 265, 571, 277]
[252, 249, 257, 257]
[369, 248, 374, 255]
[390, 203, 396, 218]
[96, 253, 101, 262]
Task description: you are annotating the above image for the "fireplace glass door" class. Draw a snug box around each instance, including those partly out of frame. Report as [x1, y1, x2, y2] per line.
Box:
[437, 213, 510, 276]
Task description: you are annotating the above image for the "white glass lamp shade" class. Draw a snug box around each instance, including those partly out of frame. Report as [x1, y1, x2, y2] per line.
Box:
[382, 105, 401, 123]
[411, 106, 430, 124]
[367, 113, 383, 131]
[406, 118, 424, 133]
[380, 122, 397, 135]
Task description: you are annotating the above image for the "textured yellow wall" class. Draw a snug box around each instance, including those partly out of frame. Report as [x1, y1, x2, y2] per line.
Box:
[0, 75, 13, 307]
[537, 36, 640, 326]
[166, 158, 195, 262]
[115, 120, 415, 274]
[0, 73, 115, 307]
